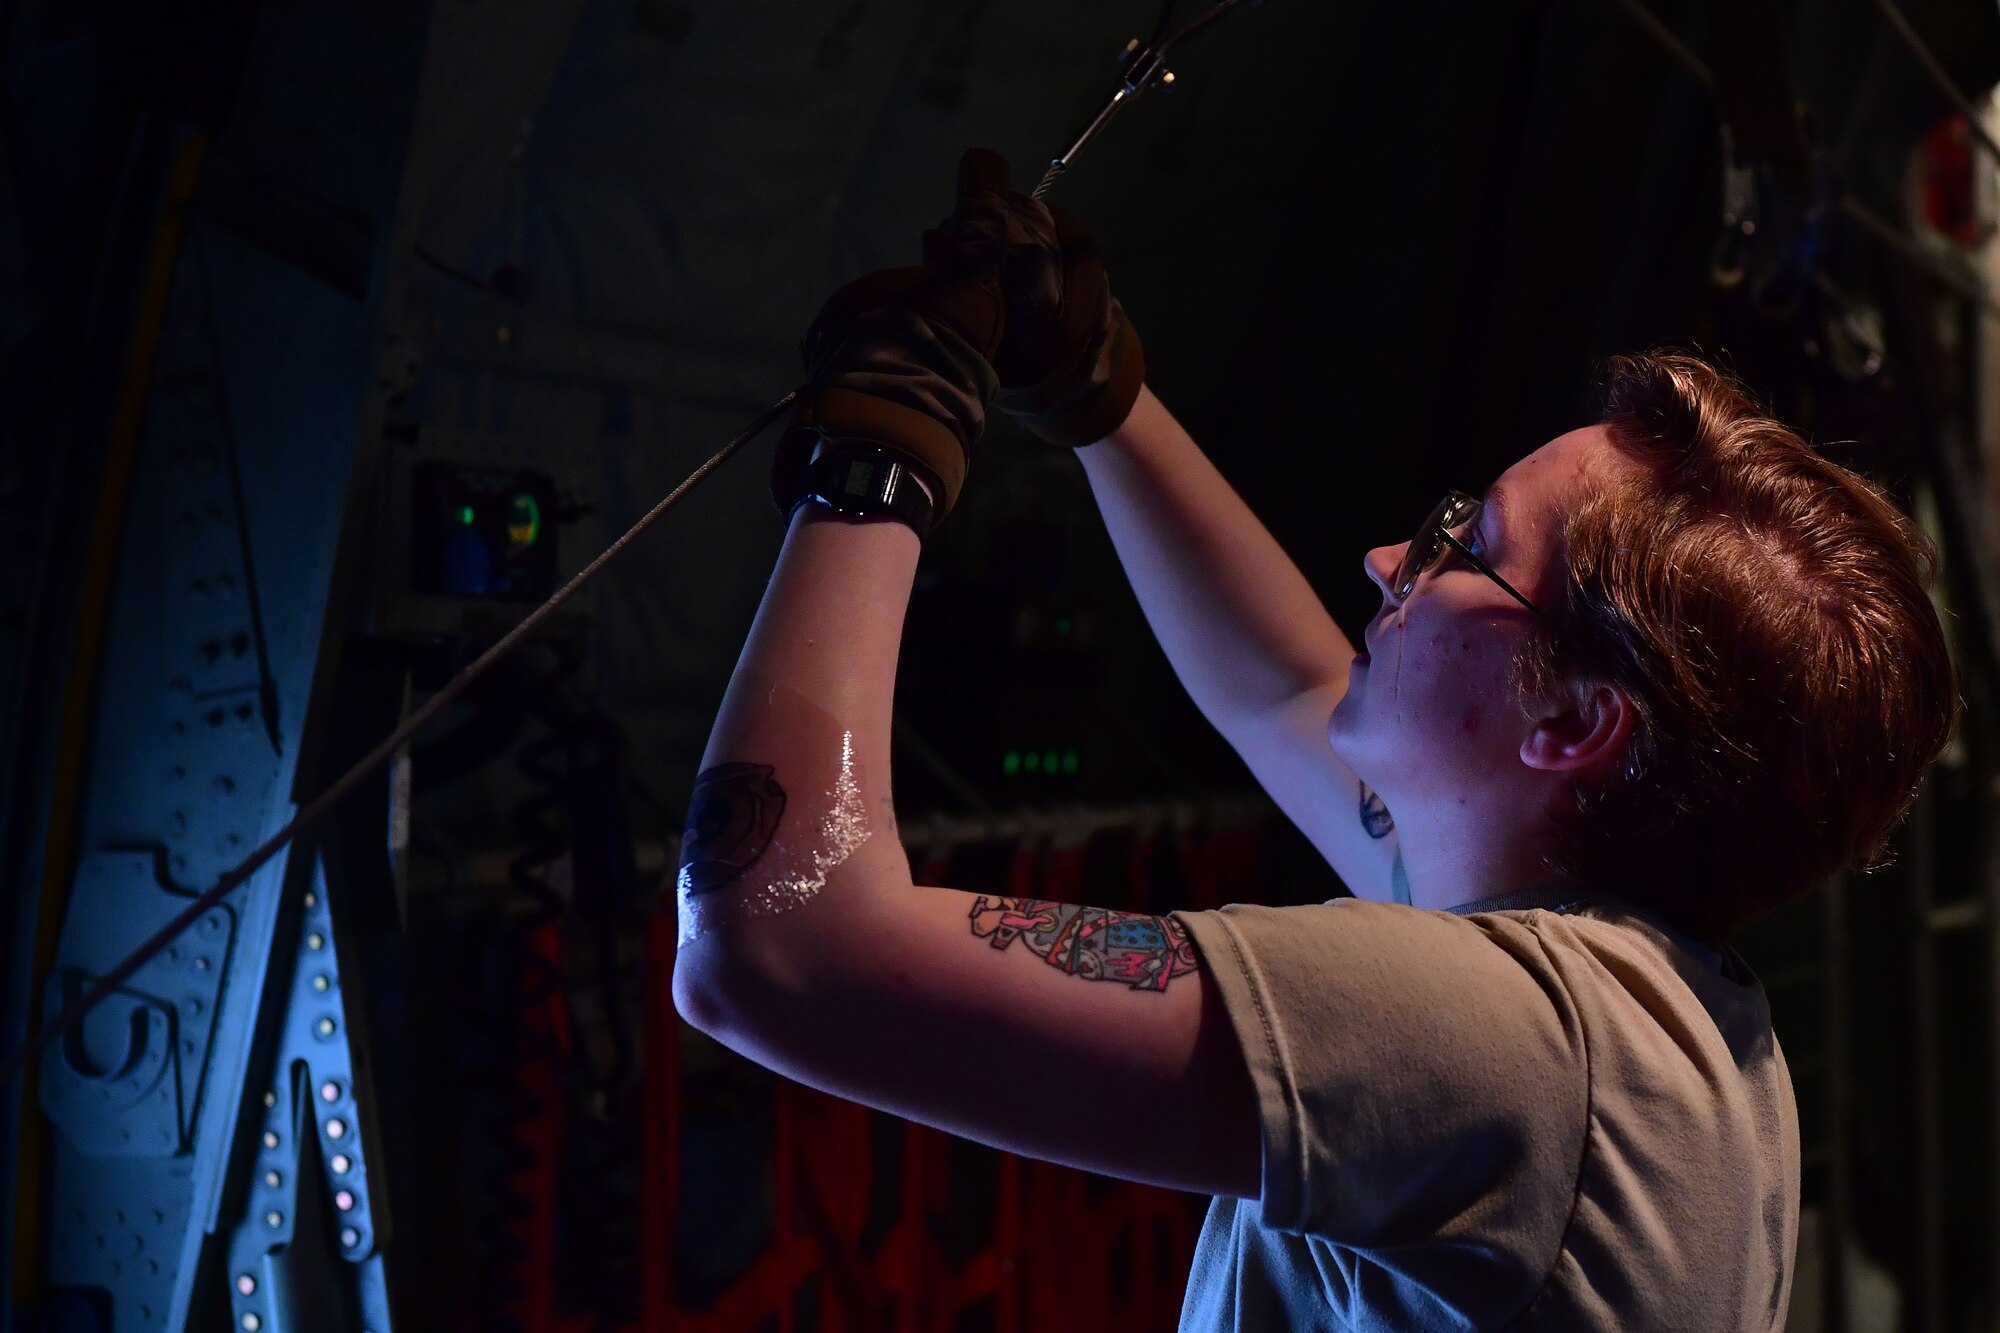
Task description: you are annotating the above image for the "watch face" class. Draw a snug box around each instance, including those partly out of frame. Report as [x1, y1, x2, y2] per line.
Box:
[840, 458, 879, 496]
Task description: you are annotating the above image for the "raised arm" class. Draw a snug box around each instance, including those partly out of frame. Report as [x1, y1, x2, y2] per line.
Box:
[674, 176, 1262, 1203]
[931, 148, 1402, 900]
[1078, 384, 1352, 727]
[1076, 386, 1403, 902]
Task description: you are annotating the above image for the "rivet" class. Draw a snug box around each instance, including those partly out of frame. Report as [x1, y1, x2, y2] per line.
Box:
[243, 1314, 261, 1331]
[326, 1118, 347, 1139]
[330, 1153, 351, 1174]
[194, 956, 210, 971]
[265, 1211, 283, 1229]
[306, 932, 324, 950]
[312, 975, 331, 993]
[334, 1189, 355, 1211]
[262, 1091, 276, 1108]
[236, 1274, 256, 1296]
[320, 1081, 340, 1103]
[316, 1017, 337, 1037]
[264, 1170, 281, 1188]
[340, 1226, 360, 1248]
[303, 891, 317, 908]
[182, 998, 202, 1016]
[213, 775, 236, 795]
[263, 1130, 279, 1149]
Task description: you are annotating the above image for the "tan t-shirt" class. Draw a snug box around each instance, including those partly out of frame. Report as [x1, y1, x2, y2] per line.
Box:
[1170, 896, 1798, 1331]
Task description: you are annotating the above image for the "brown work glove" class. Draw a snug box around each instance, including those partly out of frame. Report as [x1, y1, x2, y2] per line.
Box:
[922, 147, 1146, 448]
[771, 263, 1004, 525]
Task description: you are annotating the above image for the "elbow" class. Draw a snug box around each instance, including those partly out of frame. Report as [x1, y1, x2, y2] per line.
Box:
[671, 936, 744, 1039]
[671, 922, 798, 1044]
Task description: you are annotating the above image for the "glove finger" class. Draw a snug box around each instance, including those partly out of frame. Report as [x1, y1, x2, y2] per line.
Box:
[815, 267, 922, 326]
[1048, 205, 1109, 345]
[1048, 204, 1096, 254]
[956, 147, 1012, 207]
[1001, 242, 1062, 314]
[925, 213, 1010, 274]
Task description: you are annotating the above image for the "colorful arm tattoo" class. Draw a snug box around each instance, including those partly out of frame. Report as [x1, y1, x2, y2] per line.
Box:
[967, 897, 1201, 993]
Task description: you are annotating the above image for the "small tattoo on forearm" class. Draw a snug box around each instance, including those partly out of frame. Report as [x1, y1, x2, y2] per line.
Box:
[679, 762, 787, 896]
[1359, 782, 1395, 839]
[967, 896, 1200, 992]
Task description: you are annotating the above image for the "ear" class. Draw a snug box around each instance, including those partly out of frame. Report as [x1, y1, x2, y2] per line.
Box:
[1519, 681, 1633, 777]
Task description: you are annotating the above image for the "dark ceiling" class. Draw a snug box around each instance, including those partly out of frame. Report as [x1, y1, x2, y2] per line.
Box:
[7, 0, 2000, 831]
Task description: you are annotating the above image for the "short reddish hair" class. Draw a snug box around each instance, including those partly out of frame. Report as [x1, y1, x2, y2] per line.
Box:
[1513, 351, 1960, 940]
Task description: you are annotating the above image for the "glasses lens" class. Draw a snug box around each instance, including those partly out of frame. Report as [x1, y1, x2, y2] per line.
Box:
[1393, 493, 1478, 598]
[1392, 490, 1488, 592]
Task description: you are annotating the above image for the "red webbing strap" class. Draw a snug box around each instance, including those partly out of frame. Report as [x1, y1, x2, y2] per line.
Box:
[786, 1082, 881, 1329]
[1211, 823, 1264, 907]
[1178, 821, 1223, 910]
[505, 921, 573, 1331]
[642, 910, 685, 1332]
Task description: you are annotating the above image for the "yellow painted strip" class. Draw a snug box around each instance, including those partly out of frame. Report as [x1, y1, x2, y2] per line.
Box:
[12, 129, 208, 1307]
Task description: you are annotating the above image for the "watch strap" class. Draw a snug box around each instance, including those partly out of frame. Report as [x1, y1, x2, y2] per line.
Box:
[786, 442, 936, 541]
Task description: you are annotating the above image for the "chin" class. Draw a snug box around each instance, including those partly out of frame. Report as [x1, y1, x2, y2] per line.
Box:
[1325, 702, 1367, 762]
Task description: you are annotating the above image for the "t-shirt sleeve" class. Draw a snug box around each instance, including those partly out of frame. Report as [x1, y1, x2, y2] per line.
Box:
[1171, 898, 1586, 1256]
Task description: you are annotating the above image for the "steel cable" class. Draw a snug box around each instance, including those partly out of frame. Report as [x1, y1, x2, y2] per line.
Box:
[0, 387, 798, 1088]
[6, 0, 1278, 1087]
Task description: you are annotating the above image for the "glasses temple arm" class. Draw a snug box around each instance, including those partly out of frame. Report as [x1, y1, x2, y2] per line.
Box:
[1437, 529, 1544, 617]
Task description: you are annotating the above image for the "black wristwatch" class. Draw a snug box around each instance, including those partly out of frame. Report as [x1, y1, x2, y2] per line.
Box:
[786, 442, 936, 542]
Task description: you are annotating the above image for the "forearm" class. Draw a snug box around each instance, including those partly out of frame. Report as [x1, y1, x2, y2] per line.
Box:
[1076, 383, 1357, 727]
[673, 507, 917, 1000]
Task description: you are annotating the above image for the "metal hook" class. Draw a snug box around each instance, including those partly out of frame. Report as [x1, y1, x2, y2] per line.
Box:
[1032, 0, 1259, 200]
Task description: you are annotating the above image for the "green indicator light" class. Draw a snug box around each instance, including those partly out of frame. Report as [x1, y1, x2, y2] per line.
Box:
[1061, 751, 1079, 774]
[1002, 751, 1020, 776]
[458, 505, 476, 526]
[1042, 750, 1060, 774]
[1055, 617, 1073, 636]
[1023, 752, 1040, 773]
[507, 493, 541, 549]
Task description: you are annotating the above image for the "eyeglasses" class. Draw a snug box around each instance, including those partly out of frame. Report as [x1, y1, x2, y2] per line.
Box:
[1394, 490, 1544, 616]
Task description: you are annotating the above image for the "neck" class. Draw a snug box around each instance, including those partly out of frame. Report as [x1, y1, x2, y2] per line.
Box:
[1392, 806, 1566, 913]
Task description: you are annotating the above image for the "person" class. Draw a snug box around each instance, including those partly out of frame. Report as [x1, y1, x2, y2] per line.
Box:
[670, 148, 1959, 1330]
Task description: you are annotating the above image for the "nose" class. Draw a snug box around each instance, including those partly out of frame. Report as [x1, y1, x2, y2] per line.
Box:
[1364, 541, 1409, 603]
